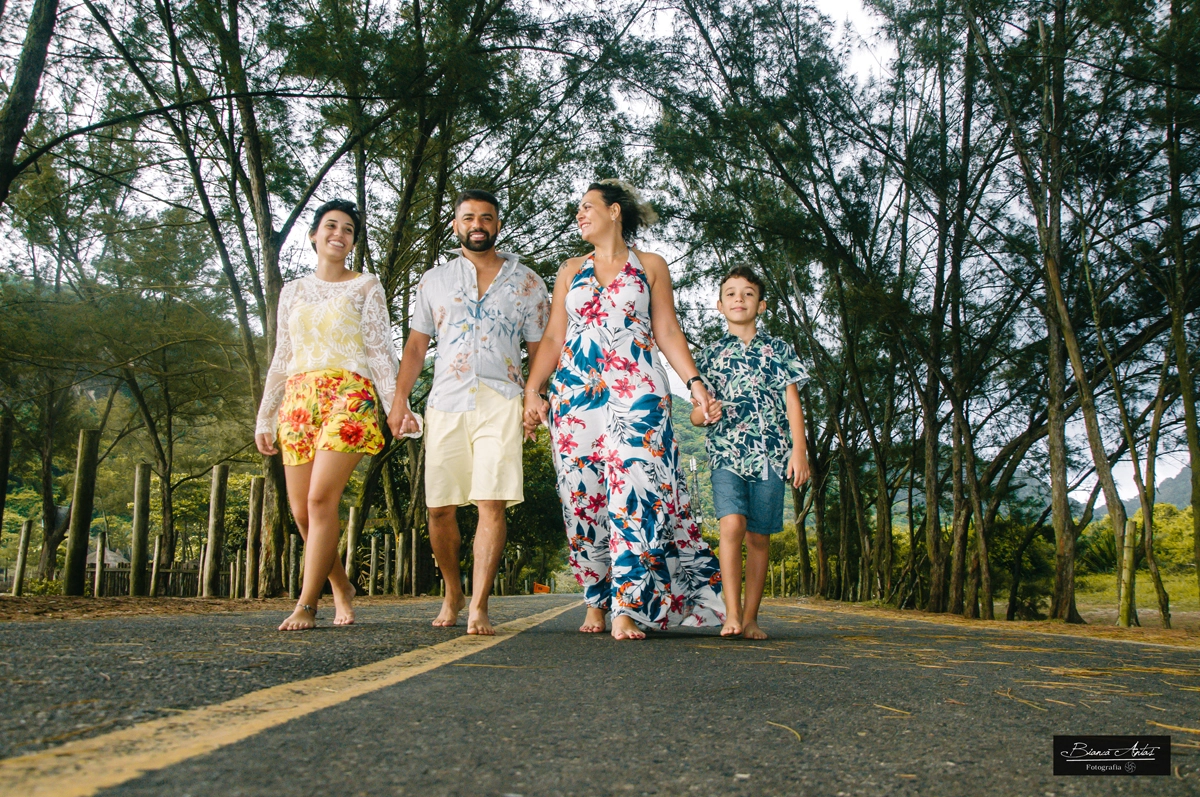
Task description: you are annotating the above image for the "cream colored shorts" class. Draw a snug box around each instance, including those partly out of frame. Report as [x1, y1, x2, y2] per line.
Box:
[424, 384, 524, 508]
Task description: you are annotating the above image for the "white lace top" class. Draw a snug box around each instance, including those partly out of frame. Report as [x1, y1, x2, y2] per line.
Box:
[255, 273, 398, 437]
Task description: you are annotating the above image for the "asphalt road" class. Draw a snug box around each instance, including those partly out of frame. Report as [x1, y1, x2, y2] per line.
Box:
[4, 596, 1198, 795]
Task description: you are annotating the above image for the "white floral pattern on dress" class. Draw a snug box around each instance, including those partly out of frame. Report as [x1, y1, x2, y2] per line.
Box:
[549, 252, 725, 629]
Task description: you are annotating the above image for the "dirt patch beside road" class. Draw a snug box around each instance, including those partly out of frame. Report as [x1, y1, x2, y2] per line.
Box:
[779, 596, 1200, 649]
[0, 594, 439, 623]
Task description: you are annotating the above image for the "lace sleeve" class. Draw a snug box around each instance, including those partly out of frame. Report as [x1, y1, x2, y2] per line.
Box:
[361, 275, 398, 416]
[255, 282, 296, 437]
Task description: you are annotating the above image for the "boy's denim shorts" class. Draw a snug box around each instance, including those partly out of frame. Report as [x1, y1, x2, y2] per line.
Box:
[711, 467, 786, 535]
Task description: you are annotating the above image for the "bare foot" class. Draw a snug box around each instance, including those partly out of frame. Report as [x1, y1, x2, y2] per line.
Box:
[467, 607, 495, 636]
[721, 618, 744, 637]
[332, 582, 356, 626]
[742, 621, 768, 640]
[432, 595, 467, 627]
[278, 604, 316, 631]
[579, 607, 607, 633]
[611, 615, 646, 640]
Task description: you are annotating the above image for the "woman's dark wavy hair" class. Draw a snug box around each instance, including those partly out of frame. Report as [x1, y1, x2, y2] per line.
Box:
[308, 199, 362, 250]
[587, 179, 659, 244]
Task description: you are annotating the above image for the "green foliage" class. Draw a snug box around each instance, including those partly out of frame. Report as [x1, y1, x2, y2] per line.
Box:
[1077, 504, 1195, 575]
[22, 579, 63, 596]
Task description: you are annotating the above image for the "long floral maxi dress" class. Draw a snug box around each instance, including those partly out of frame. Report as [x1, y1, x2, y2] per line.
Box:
[549, 252, 725, 629]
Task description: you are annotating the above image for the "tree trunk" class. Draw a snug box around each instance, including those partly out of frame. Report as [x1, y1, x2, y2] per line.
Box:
[793, 484, 811, 595]
[0, 0, 61, 205]
[0, 414, 11, 544]
[948, 417, 968, 614]
[259, 454, 288, 596]
[963, 547, 980, 619]
[813, 474, 829, 596]
[1163, 0, 1200, 601]
[1006, 524, 1040, 621]
[921, 380, 945, 611]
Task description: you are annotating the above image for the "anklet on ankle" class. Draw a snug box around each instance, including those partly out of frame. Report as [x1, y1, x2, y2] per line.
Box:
[296, 602, 317, 617]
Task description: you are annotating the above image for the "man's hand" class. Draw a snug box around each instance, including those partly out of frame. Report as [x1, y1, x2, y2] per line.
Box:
[523, 392, 549, 440]
[387, 400, 420, 438]
[786, 448, 811, 488]
[255, 432, 278, 457]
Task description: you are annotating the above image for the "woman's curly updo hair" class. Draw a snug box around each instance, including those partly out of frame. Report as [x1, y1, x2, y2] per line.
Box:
[308, 199, 362, 250]
[588, 179, 659, 244]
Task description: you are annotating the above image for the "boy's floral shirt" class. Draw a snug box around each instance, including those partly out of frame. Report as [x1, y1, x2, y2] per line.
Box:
[695, 332, 807, 479]
[411, 250, 549, 412]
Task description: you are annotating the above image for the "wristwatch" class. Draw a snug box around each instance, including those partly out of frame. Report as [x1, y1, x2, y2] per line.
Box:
[686, 375, 705, 391]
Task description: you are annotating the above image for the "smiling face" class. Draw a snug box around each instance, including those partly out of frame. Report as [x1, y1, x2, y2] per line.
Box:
[717, 276, 766, 323]
[308, 210, 356, 261]
[452, 199, 500, 253]
[576, 189, 619, 244]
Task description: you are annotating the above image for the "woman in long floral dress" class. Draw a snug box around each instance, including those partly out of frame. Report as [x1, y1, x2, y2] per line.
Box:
[523, 180, 725, 640]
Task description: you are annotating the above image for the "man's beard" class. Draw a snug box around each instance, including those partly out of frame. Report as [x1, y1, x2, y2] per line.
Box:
[458, 228, 497, 252]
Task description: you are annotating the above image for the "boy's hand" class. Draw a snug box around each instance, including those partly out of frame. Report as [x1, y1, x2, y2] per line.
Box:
[786, 449, 810, 488]
[705, 400, 722, 424]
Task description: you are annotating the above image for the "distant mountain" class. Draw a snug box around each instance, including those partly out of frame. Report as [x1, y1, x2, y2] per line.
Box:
[1093, 466, 1192, 519]
[1156, 467, 1194, 510]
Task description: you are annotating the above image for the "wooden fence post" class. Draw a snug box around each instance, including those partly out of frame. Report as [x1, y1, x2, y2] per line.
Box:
[129, 463, 151, 596]
[396, 532, 406, 596]
[12, 519, 32, 596]
[198, 542, 207, 597]
[383, 533, 392, 598]
[93, 529, 106, 597]
[345, 507, 361, 584]
[63, 429, 101, 596]
[369, 534, 379, 596]
[230, 558, 237, 599]
[245, 476, 263, 598]
[1118, 519, 1138, 628]
[0, 414, 12, 549]
[149, 535, 162, 597]
[288, 534, 301, 599]
[202, 464, 229, 598]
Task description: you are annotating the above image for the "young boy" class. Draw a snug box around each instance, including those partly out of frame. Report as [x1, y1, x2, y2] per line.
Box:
[692, 266, 809, 639]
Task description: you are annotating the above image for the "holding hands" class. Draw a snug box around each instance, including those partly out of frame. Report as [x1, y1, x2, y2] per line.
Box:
[387, 400, 422, 439]
[523, 390, 549, 440]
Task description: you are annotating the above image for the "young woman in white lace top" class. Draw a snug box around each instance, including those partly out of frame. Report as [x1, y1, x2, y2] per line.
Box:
[254, 200, 398, 631]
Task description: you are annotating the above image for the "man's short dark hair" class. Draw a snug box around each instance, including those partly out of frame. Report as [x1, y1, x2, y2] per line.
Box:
[719, 266, 767, 303]
[454, 189, 500, 215]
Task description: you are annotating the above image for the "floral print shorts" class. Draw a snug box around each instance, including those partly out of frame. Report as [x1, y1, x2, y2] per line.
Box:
[276, 369, 385, 466]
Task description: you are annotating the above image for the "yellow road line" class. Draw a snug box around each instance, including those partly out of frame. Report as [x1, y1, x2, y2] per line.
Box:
[1, 600, 581, 797]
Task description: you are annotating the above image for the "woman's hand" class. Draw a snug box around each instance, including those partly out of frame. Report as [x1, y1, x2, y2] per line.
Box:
[255, 432, 279, 457]
[387, 401, 420, 438]
[690, 381, 720, 425]
[523, 392, 549, 440]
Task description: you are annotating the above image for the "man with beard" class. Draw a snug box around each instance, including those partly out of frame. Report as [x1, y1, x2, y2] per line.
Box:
[389, 190, 549, 634]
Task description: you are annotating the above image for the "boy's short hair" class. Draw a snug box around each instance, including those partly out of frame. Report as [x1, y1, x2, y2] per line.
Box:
[454, 189, 500, 215]
[719, 266, 767, 303]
